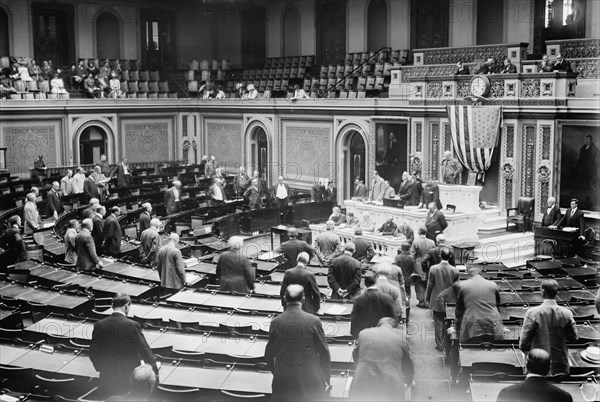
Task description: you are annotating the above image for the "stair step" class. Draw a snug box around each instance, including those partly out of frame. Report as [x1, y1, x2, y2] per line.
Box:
[472, 232, 535, 268]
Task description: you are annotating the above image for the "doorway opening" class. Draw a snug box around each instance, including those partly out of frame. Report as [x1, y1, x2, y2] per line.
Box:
[249, 127, 269, 185]
[79, 126, 107, 165]
[343, 131, 366, 200]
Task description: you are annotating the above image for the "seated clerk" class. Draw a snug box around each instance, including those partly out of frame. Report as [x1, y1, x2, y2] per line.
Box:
[377, 217, 398, 235]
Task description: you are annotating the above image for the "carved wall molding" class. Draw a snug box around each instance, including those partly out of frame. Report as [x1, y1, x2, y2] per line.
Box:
[499, 122, 517, 210]
[69, 114, 118, 164]
[243, 114, 276, 176]
[334, 118, 371, 203]
[120, 118, 174, 164]
[535, 122, 555, 218]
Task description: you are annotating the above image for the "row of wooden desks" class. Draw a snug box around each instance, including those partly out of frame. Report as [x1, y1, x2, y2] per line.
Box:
[446, 304, 599, 322]
[0, 280, 92, 315]
[470, 381, 587, 402]
[0, 343, 353, 398]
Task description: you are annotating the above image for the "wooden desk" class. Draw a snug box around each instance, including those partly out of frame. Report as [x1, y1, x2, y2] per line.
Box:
[534, 226, 580, 257]
[470, 381, 586, 402]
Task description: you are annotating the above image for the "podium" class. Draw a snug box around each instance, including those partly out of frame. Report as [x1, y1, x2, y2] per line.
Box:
[533, 226, 579, 258]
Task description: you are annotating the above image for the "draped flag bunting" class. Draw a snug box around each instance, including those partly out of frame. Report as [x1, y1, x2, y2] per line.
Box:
[446, 105, 502, 180]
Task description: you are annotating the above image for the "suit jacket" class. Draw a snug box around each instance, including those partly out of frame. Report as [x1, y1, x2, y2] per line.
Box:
[243, 185, 262, 209]
[377, 221, 397, 235]
[398, 180, 414, 205]
[156, 243, 185, 290]
[411, 236, 436, 277]
[23, 201, 40, 234]
[423, 245, 456, 271]
[455, 67, 470, 75]
[138, 211, 151, 238]
[45, 190, 63, 217]
[164, 188, 180, 215]
[102, 214, 122, 256]
[350, 325, 414, 401]
[425, 210, 447, 239]
[455, 275, 503, 342]
[0, 225, 27, 266]
[75, 229, 100, 271]
[496, 376, 573, 402]
[313, 230, 341, 264]
[352, 236, 374, 262]
[272, 182, 292, 200]
[208, 183, 227, 203]
[64, 228, 77, 264]
[91, 214, 105, 252]
[60, 175, 73, 195]
[500, 64, 517, 73]
[311, 184, 324, 202]
[328, 253, 362, 298]
[83, 179, 101, 203]
[541, 205, 562, 227]
[280, 266, 321, 315]
[383, 186, 396, 199]
[90, 312, 157, 395]
[538, 60, 555, 72]
[425, 261, 459, 312]
[116, 163, 130, 187]
[421, 182, 442, 210]
[265, 304, 331, 401]
[233, 173, 250, 195]
[375, 278, 403, 318]
[394, 224, 414, 244]
[370, 177, 386, 201]
[139, 228, 160, 265]
[216, 251, 255, 293]
[394, 253, 416, 285]
[552, 60, 572, 73]
[351, 288, 396, 338]
[278, 238, 314, 270]
[557, 208, 585, 235]
[353, 183, 368, 198]
[323, 185, 336, 202]
[520, 300, 578, 375]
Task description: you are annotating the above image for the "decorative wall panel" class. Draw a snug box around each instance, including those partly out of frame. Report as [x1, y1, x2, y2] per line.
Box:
[429, 122, 440, 180]
[122, 120, 171, 163]
[282, 122, 332, 184]
[0, 121, 62, 173]
[500, 123, 517, 211]
[536, 122, 555, 219]
[521, 124, 536, 198]
[205, 120, 243, 172]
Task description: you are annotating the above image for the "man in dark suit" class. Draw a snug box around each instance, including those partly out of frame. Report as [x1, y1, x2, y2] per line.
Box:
[552, 54, 572, 73]
[455, 266, 503, 344]
[277, 227, 314, 270]
[454, 61, 470, 75]
[233, 166, 250, 196]
[425, 202, 448, 241]
[500, 58, 518, 74]
[350, 317, 415, 401]
[426, 247, 459, 351]
[541, 196, 562, 227]
[91, 204, 105, 252]
[353, 178, 368, 198]
[397, 171, 414, 206]
[138, 203, 152, 239]
[272, 175, 292, 208]
[75, 219, 103, 272]
[45, 181, 64, 220]
[156, 233, 186, 292]
[377, 217, 398, 235]
[328, 243, 362, 300]
[423, 234, 456, 271]
[243, 178, 263, 210]
[115, 158, 130, 187]
[311, 178, 324, 202]
[411, 227, 436, 308]
[81, 198, 99, 220]
[554, 198, 585, 236]
[280, 252, 321, 315]
[265, 285, 331, 402]
[216, 236, 255, 293]
[102, 206, 122, 256]
[538, 54, 554, 72]
[323, 178, 336, 202]
[139, 218, 161, 266]
[350, 271, 396, 339]
[83, 175, 101, 203]
[497, 348, 573, 402]
[394, 242, 415, 321]
[420, 178, 442, 210]
[394, 221, 414, 244]
[164, 180, 182, 215]
[90, 293, 158, 397]
[352, 227, 375, 262]
[0, 216, 28, 268]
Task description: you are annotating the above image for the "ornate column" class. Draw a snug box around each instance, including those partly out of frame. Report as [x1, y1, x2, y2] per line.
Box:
[499, 121, 517, 211]
[535, 120, 555, 220]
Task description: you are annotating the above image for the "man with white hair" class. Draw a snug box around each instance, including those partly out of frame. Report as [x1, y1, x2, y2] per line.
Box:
[359, 212, 376, 232]
[72, 167, 86, 194]
[233, 166, 250, 196]
[60, 169, 73, 195]
[313, 220, 342, 266]
[328, 206, 346, 226]
[204, 156, 218, 178]
[541, 196, 562, 227]
[164, 180, 182, 215]
[75, 218, 103, 272]
[139, 218, 161, 266]
[208, 177, 227, 206]
[441, 151, 462, 184]
[138, 203, 152, 237]
[156, 232, 185, 292]
[280, 252, 321, 315]
[216, 236, 255, 293]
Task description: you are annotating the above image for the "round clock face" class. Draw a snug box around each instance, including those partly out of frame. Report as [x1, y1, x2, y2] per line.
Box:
[470, 75, 490, 97]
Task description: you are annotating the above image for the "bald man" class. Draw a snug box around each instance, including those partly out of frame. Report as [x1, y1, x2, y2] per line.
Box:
[216, 236, 255, 293]
[265, 284, 331, 402]
[280, 252, 321, 315]
[156, 233, 185, 291]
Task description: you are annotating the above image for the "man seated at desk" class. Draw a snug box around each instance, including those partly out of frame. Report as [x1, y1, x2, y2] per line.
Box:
[359, 212, 376, 233]
[328, 206, 346, 226]
[377, 217, 398, 235]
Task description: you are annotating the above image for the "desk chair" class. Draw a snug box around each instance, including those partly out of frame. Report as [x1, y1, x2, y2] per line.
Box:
[506, 197, 534, 233]
[0, 365, 35, 393]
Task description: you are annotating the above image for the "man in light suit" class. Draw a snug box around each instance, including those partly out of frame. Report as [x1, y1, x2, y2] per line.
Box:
[164, 180, 182, 215]
[280, 252, 321, 315]
[328, 242, 362, 300]
[455, 266, 503, 344]
[350, 317, 414, 401]
[265, 285, 331, 402]
[233, 166, 250, 196]
[497, 349, 574, 402]
[139, 218, 161, 266]
[553, 198, 585, 236]
[273, 176, 292, 223]
[520, 279, 578, 375]
[350, 271, 396, 339]
[369, 171, 386, 201]
[277, 227, 314, 270]
[90, 293, 158, 396]
[75, 219, 103, 272]
[23, 193, 40, 235]
[426, 248, 459, 351]
[313, 220, 342, 266]
[208, 177, 227, 206]
[138, 203, 152, 239]
[156, 233, 186, 292]
[45, 181, 64, 220]
[541, 196, 562, 227]
[102, 206, 122, 257]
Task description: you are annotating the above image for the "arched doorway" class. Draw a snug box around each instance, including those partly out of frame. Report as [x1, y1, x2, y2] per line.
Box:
[342, 131, 366, 200]
[249, 127, 269, 185]
[79, 126, 107, 165]
[367, 0, 388, 51]
[96, 12, 120, 60]
[282, 6, 300, 57]
[0, 7, 9, 56]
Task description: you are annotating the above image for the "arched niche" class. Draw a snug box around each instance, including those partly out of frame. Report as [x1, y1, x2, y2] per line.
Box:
[336, 123, 369, 202]
[96, 12, 120, 60]
[72, 120, 116, 165]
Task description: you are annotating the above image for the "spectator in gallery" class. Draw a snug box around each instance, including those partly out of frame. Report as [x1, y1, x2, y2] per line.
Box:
[41, 60, 55, 80]
[552, 54, 572, 73]
[312, 82, 326, 98]
[538, 54, 554, 72]
[454, 61, 470, 75]
[17, 61, 33, 82]
[243, 83, 258, 99]
[99, 60, 111, 81]
[50, 73, 68, 96]
[72, 60, 87, 89]
[28, 60, 43, 81]
[236, 83, 246, 98]
[473, 59, 489, 75]
[86, 61, 99, 76]
[215, 85, 226, 99]
[291, 84, 309, 100]
[84, 73, 101, 98]
[500, 58, 518, 74]
[0, 81, 17, 99]
[95, 73, 109, 98]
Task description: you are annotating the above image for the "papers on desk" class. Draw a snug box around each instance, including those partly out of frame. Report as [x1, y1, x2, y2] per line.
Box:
[183, 257, 199, 268]
[185, 273, 202, 286]
[322, 304, 348, 315]
[257, 251, 282, 261]
[562, 227, 578, 232]
[42, 221, 55, 228]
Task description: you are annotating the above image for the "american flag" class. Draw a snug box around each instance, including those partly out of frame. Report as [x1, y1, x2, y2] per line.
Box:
[446, 105, 502, 173]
